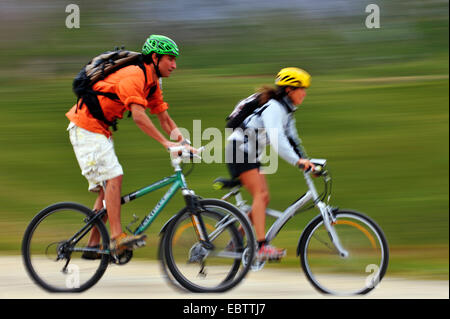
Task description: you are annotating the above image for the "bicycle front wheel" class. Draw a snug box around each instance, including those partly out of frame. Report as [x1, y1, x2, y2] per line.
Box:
[163, 199, 256, 293]
[299, 210, 389, 295]
[22, 202, 110, 292]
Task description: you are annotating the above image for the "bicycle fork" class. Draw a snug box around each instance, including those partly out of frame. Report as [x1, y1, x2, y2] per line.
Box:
[316, 202, 349, 258]
[182, 189, 214, 250]
[305, 173, 349, 258]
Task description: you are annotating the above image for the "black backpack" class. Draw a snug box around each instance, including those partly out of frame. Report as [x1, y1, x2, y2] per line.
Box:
[225, 93, 262, 129]
[73, 48, 147, 131]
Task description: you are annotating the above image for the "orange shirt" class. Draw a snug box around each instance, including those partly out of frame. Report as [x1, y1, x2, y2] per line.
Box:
[66, 62, 168, 138]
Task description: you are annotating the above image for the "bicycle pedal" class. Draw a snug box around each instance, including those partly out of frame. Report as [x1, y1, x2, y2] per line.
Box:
[110, 249, 133, 265]
[268, 258, 283, 263]
[133, 239, 146, 248]
[110, 253, 120, 264]
[257, 250, 286, 262]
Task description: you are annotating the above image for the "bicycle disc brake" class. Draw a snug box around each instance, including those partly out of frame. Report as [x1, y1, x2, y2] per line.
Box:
[187, 243, 209, 263]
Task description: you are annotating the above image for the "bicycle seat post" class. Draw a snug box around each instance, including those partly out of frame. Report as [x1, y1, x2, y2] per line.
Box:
[233, 188, 247, 208]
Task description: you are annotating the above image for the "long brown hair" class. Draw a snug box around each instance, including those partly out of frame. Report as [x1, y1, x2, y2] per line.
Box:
[256, 85, 287, 105]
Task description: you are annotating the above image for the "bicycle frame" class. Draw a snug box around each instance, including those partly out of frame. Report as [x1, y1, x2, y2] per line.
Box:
[120, 170, 188, 235]
[70, 169, 187, 252]
[222, 162, 349, 258]
[83, 152, 213, 250]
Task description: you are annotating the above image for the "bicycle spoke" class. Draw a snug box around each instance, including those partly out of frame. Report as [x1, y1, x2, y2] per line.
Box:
[311, 233, 335, 252]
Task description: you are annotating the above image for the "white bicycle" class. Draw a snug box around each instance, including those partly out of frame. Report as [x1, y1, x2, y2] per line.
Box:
[214, 158, 389, 296]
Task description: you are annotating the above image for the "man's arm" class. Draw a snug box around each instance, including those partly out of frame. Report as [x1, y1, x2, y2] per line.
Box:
[156, 110, 185, 143]
[130, 104, 178, 149]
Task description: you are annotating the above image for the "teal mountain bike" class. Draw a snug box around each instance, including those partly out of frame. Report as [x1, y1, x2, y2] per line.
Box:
[22, 147, 256, 293]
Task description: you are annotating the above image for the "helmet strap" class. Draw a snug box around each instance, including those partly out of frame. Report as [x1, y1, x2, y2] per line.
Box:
[151, 53, 162, 78]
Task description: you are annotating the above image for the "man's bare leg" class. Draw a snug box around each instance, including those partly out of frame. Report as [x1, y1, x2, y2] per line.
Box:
[105, 175, 123, 240]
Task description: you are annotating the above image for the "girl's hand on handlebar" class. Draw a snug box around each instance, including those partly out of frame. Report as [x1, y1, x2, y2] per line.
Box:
[297, 158, 316, 173]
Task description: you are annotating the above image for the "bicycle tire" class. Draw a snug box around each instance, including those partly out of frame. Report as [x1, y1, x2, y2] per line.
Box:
[158, 230, 186, 292]
[22, 202, 110, 292]
[163, 198, 255, 293]
[299, 210, 389, 295]
[162, 209, 244, 291]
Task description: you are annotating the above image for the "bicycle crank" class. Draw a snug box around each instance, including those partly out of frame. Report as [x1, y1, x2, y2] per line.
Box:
[111, 249, 133, 265]
[242, 247, 265, 271]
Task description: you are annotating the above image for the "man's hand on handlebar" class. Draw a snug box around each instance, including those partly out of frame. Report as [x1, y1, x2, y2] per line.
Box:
[163, 140, 182, 150]
[163, 140, 199, 154]
[166, 143, 204, 162]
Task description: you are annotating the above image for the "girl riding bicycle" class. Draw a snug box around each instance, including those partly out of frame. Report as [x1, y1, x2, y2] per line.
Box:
[225, 67, 315, 260]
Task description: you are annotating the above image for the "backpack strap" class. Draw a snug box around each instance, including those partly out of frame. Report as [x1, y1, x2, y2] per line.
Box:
[136, 56, 148, 83]
[147, 84, 157, 98]
[240, 102, 270, 129]
[93, 90, 120, 100]
[240, 96, 291, 129]
[78, 92, 118, 130]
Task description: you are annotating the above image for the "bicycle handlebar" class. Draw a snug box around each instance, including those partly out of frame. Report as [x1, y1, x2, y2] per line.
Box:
[299, 158, 328, 176]
[168, 145, 205, 162]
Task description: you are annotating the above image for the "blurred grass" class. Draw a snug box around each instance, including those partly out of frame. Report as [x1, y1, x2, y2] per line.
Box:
[1, 63, 447, 279]
[0, 2, 448, 280]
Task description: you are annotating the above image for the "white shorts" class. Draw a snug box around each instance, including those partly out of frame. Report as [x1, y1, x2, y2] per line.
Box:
[68, 122, 123, 192]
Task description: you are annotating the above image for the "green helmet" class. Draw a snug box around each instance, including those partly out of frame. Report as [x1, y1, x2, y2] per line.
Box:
[142, 35, 179, 56]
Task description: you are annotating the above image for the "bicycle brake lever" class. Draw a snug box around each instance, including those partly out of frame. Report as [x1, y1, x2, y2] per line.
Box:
[189, 146, 204, 160]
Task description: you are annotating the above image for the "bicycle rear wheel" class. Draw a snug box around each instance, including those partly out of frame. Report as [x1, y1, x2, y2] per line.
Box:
[299, 210, 389, 295]
[163, 199, 255, 293]
[22, 202, 110, 292]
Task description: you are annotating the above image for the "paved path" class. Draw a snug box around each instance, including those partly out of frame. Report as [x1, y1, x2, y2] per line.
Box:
[1, 256, 448, 299]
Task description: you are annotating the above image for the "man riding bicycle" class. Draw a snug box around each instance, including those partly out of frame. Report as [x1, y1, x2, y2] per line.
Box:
[66, 35, 191, 257]
[225, 67, 315, 261]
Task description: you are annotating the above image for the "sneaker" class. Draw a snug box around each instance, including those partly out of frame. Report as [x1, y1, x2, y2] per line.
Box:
[110, 233, 147, 252]
[81, 245, 102, 260]
[257, 243, 286, 261]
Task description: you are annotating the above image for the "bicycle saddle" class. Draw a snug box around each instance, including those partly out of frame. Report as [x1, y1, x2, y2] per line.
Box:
[213, 177, 242, 190]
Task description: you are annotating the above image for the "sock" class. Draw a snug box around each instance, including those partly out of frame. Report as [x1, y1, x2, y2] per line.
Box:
[257, 239, 267, 249]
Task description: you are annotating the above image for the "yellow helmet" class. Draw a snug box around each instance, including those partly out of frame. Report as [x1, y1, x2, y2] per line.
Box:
[275, 67, 311, 88]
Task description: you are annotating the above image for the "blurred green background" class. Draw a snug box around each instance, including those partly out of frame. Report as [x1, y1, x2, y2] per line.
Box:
[0, 0, 448, 280]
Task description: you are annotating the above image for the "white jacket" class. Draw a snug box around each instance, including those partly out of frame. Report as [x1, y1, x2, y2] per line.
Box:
[227, 96, 306, 166]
